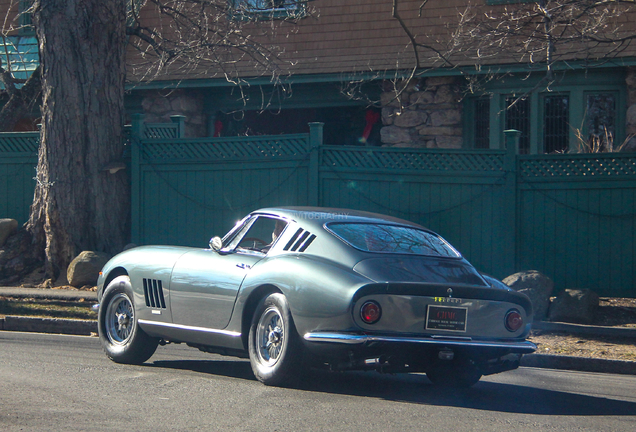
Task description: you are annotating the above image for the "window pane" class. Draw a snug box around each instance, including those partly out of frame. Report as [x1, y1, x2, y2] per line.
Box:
[326, 223, 461, 258]
[586, 93, 616, 150]
[505, 96, 530, 154]
[237, 0, 299, 12]
[543, 95, 569, 154]
[474, 98, 490, 149]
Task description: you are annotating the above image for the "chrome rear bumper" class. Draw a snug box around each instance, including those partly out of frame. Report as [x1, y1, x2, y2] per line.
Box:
[303, 332, 537, 353]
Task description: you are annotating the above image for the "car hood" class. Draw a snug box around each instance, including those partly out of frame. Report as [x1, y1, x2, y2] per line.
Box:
[353, 256, 489, 287]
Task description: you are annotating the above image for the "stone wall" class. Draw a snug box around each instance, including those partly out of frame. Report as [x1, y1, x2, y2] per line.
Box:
[380, 77, 463, 148]
[140, 90, 207, 137]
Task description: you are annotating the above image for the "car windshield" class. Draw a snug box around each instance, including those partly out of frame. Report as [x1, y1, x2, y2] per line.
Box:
[326, 223, 460, 258]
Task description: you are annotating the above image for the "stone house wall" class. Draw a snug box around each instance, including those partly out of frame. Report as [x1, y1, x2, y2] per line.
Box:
[140, 90, 207, 137]
[379, 77, 463, 149]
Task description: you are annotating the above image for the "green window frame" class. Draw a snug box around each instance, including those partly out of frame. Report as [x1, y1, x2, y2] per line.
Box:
[463, 70, 626, 154]
[582, 91, 618, 151]
[231, 0, 308, 19]
[18, 0, 34, 36]
[505, 95, 531, 154]
[541, 93, 569, 154]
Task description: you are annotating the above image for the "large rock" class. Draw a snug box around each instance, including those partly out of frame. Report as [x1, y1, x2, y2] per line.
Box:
[0, 218, 18, 247]
[67, 251, 111, 288]
[430, 109, 461, 127]
[435, 136, 463, 149]
[503, 270, 554, 321]
[393, 110, 428, 128]
[548, 289, 600, 324]
[410, 91, 435, 106]
[380, 125, 412, 144]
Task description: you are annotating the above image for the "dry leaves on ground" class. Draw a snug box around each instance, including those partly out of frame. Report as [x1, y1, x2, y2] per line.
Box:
[528, 297, 636, 362]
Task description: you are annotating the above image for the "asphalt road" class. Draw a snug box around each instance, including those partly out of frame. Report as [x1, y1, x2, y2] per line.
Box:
[1, 332, 635, 432]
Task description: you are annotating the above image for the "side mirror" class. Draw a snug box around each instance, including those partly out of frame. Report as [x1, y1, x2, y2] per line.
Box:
[209, 236, 223, 252]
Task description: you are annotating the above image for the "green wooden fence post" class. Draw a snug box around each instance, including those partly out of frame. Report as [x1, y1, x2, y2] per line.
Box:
[503, 129, 520, 277]
[308, 122, 323, 207]
[130, 113, 145, 244]
[170, 115, 186, 138]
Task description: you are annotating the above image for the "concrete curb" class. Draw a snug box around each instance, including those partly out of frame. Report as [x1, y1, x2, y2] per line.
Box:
[0, 316, 97, 336]
[533, 321, 636, 338]
[0, 287, 97, 302]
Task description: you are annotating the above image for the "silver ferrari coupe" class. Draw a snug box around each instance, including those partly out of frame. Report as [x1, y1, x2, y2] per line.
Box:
[97, 207, 536, 387]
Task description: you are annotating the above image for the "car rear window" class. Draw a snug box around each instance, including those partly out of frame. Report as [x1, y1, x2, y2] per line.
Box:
[326, 223, 460, 258]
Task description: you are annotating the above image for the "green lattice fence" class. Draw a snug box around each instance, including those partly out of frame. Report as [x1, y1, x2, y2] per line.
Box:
[318, 145, 514, 278]
[2, 121, 635, 296]
[517, 154, 636, 297]
[0, 132, 39, 224]
[131, 122, 321, 247]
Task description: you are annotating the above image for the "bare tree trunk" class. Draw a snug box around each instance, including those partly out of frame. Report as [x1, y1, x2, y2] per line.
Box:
[27, 0, 129, 281]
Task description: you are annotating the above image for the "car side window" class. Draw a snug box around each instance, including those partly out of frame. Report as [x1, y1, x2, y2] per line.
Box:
[226, 216, 287, 254]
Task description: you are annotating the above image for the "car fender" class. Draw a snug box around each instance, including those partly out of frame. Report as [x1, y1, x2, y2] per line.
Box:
[226, 254, 373, 338]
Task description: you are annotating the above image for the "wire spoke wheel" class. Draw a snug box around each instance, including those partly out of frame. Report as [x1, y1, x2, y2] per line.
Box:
[248, 293, 303, 386]
[256, 306, 285, 367]
[98, 275, 158, 365]
[105, 293, 135, 345]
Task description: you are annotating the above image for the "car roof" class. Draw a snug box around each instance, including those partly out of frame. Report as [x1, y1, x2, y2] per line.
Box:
[253, 207, 426, 230]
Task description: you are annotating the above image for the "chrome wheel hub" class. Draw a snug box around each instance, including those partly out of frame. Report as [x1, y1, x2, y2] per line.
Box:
[256, 307, 285, 367]
[105, 293, 134, 345]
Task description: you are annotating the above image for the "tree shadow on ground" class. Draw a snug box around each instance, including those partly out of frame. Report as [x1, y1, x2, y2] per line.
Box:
[148, 359, 636, 416]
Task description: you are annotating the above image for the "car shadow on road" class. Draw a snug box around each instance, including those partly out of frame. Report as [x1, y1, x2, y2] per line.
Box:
[300, 369, 636, 416]
[150, 358, 256, 381]
[148, 359, 636, 416]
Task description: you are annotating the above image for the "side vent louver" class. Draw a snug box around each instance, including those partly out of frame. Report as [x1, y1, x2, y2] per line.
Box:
[143, 278, 166, 309]
[284, 228, 316, 252]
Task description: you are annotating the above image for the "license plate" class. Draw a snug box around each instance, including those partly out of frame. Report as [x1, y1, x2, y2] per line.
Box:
[426, 305, 468, 332]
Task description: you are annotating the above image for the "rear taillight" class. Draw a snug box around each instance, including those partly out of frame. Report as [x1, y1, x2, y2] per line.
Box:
[360, 301, 382, 324]
[505, 309, 523, 332]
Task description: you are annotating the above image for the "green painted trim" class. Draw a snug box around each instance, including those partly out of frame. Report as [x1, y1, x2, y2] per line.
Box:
[125, 58, 636, 91]
[139, 159, 306, 172]
[517, 179, 636, 188]
[319, 170, 504, 184]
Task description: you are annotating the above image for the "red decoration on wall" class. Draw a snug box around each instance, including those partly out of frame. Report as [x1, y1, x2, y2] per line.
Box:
[362, 109, 380, 143]
[214, 120, 223, 137]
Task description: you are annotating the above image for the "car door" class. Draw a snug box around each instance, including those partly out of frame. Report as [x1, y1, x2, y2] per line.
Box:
[169, 215, 287, 330]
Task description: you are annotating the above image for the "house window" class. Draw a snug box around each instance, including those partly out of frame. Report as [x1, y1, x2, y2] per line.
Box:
[473, 97, 490, 149]
[505, 96, 530, 154]
[0, 36, 39, 83]
[19, 0, 34, 35]
[465, 70, 624, 154]
[486, 0, 535, 4]
[232, 0, 306, 18]
[543, 94, 569, 154]
[585, 93, 616, 150]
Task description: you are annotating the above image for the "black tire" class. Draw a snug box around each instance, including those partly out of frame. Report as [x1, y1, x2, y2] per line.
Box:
[98, 275, 158, 365]
[426, 362, 482, 388]
[248, 293, 303, 386]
